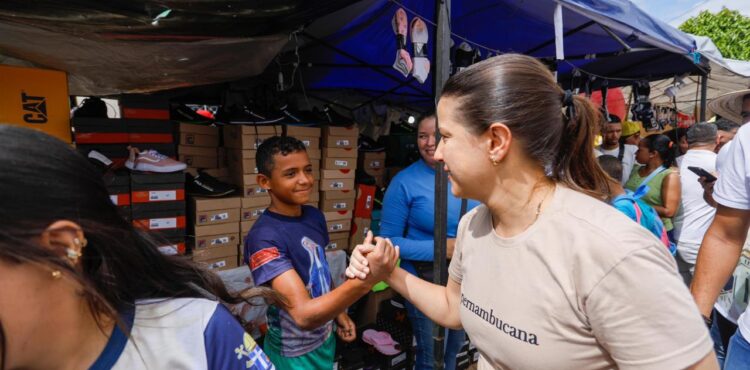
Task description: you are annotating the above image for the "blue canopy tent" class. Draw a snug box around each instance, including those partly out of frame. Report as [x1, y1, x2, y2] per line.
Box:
[292, 0, 707, 110]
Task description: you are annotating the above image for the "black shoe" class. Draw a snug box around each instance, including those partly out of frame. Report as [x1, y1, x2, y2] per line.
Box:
[216, 105, 285, 125]
[315, 105, 353, 127]
[171, 103, 213, 124]
[277, 104, 321, 124]
[186, 172, 236, 197]
[358, 135, 386, 152]
[87, 150, 114, 174]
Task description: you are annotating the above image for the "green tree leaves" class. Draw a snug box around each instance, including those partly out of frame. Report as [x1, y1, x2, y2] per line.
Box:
[679, 8, 750, 61]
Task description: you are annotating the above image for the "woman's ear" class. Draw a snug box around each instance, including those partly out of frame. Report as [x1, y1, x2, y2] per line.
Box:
[39, 220, 87, 266]
[487, 122, 512, 163]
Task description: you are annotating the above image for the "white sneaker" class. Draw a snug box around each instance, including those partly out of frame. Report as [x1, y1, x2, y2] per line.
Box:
[125, 148, 186, 173]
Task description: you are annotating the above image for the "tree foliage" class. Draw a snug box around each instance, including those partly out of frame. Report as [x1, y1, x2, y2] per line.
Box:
[679, 8, 750, 61]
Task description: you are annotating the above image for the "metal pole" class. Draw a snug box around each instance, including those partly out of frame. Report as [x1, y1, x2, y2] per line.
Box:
[433, 0, 451, 369]
[700, 73, 708, 122]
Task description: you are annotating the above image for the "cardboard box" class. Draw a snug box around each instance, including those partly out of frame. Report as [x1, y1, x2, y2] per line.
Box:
[193, 222, 239, 237]
[286, 125, 322, 137]
[223, 125, 280, 149]
[325, 209, 352, 221]
[326, 219, 352, 233]
[320, 178, 355, 191]
[322, 147, 357, 159]
[326, 232, 350, 251]
[178, 145, 217, 157]
[362, 152, 386, 176]
[322, 169, 355, 179]
[323, 125, 358, 138]
[179, 132, 219, 147]
[156, 241, 187, 256]
[227, 150, 258, 174]
[322, 157, 356, 170]
[241, 196, 271, 209]
[321, 190, 356, 200]
[192, 232, 240, 250]
[309, 191, 320, 203]
[350, 217, 372, 251]
[131, 172, 185, 203]
[374, 174, 386, 188]
[355, 288, 394, 327]
[178, 122, 219, 136]
[241, 220, 256, 236]
[193, 208, 240, 226]
[179, 154, 217, 169]
[239, 184, 269, 198]
[0, 65, 71, 142]
[193, 255, 239, 271]
[307, 148, 322, 160]
[298, 136, 320, 150]
[320, 197, 356, 212]
[191, 196, 241, 211]
[191, 243, 238, 261]
[322, 135, 356, 149]
[354, 185, 377, 219]
[241, 206, 267, 221]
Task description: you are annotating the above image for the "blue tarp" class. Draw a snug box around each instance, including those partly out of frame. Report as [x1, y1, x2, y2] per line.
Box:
[297, 0, 705, 107]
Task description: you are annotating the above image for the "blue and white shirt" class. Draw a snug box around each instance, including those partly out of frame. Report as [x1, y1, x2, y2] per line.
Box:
[244, 206, 333, 357]
[89, 298, 273, 369]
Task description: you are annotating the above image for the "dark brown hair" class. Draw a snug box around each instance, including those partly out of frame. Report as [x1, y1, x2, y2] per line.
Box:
[0, 125, 280, 359]
[440, 53, 609, 199]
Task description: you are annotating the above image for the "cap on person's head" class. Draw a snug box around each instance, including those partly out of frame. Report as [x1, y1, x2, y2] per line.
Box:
[708, 89, 750, 124]
[621, 120, 641, 137]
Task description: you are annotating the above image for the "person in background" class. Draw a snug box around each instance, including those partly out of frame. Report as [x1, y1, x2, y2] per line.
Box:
[378, 113, 479, 370]
[664, 127, 689, 167]
[672, 123, 717, 286]
[595, 115, 637, 185]
[715, 118, 741, 154]
[0, 125, 277, 370]
[691, 122, 750, 369]
[597, 155, 673, 251]
[621, 120, 643, 146]
[349, 54, 716, 369]
[625, 134, 681, 242]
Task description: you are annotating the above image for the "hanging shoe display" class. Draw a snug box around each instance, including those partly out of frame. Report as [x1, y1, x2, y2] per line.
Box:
[410, 17, 430, 84]
[391, 8, 412, 78]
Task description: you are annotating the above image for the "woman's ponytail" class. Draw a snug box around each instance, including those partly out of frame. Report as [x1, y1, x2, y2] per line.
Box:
[553, 93, 610, 199]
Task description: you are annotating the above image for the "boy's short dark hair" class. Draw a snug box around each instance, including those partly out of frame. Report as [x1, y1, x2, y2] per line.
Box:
[598, 155, 623, 182]
[256, 135, 307, 176]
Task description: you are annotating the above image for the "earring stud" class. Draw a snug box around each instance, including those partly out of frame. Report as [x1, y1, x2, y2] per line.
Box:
[51, 270, 62, 279]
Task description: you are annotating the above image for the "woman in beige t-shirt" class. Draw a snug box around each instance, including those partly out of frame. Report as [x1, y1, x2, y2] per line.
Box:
[347, 54, 716, 370]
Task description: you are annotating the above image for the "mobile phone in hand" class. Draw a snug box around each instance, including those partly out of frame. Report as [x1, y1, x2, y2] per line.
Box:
[688, 166, 717, 182]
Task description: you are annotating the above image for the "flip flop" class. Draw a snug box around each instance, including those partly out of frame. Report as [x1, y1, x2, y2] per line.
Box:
[363, 329, 401, 356]
[392, 8, 412, 77]
[410, 17, 430, 84]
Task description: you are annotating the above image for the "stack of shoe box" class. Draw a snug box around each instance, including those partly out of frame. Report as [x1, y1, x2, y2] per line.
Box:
[177, 123, 220, 171]
[456, 337, 479, 370]
[286, 125, 322, 208]
[360, 151, 387, 188]
[105, 170, 132, 222]
[130, 172, 186, 255]
[189, 196, 242, 271]
[320, 125, 358, 251]
[224, 125, 282, 197]
[239, 194, 270, 264]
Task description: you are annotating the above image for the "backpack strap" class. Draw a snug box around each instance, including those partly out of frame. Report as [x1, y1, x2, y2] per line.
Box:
[617, 144, 625, 161]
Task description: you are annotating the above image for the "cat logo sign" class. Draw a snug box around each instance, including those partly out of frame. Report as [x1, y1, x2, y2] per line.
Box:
[21, 92, 48, 124]
[0, 65, 70, 142]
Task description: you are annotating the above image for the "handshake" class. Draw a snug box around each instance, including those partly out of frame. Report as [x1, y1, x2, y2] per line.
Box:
[345, 231, 400, 283]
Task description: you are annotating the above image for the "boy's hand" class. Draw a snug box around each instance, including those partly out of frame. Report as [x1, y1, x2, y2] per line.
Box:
[336, 312, 356, 342]
[346, 231, 377, 280]
[364, 237, 399, 284]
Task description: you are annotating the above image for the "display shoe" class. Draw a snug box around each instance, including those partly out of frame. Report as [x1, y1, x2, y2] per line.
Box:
[186, 171, 236, 197]
[454, 42, 475, 73]
[392, 8, 412, 77]
[316, 105, 354, 126]
[171, 103, 213, 124]
[87, 149, 114, 173]
[410, 17, 430, 84]
[125, 147, 187, 173]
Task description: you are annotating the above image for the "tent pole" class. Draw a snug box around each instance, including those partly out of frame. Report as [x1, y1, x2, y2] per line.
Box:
[699, 73, 708, 122]
[433, 0, 451, 369]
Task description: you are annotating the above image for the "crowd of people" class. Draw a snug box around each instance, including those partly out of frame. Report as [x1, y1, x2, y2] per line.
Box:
[1, 53, 749, 370]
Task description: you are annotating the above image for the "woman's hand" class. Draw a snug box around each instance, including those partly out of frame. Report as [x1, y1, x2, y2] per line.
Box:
[345, 231, 399, 281]
[346, 230, 377, 279]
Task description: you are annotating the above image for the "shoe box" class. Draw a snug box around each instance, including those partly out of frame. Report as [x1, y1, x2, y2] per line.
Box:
[130, 172, 186, 246]
[154, 237, 187, 256]
[223, 125, 281, 149]
[324, 210, 353, 233]
[354, 184, 377, 219]
[349, 217, 371, 252]
[320, 190, 356, 212]
[191, 220, 240, 271]
[105, 169, 132, 222]
[456, 338, 479, 370]
[188, 196, 241, 260]
[360, 151, 386, 177]
[326, 232, 350, 252]
[232, 173, 269, 198]
[177, 123, 219, 147]
[73, 117, 176, 166]
[226, 148, 258, 176]
[120, 94, 170, 120]
[285, 125, 321, 139]
[0, 65, 71, 143]
[320, 178, 355, 192]
[241, 195, 270, 223]
[178, 145, 218, 169]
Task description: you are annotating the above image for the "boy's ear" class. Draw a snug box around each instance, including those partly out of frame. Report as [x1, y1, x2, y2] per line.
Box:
[257, 173, 271, 190]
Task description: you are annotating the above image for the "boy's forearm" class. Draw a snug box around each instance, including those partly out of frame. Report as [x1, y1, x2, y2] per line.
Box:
[297, 278, 372, 329]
